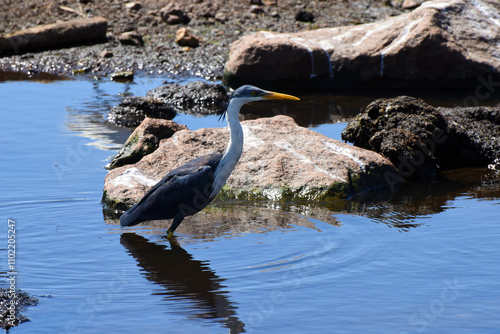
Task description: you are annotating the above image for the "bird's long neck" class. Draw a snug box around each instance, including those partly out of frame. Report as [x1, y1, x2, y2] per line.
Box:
[223, 99, 244, 162]
[212, 98, 244, 196]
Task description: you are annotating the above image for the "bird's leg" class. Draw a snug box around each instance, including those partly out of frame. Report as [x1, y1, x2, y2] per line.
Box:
[166, 214, 184, 239]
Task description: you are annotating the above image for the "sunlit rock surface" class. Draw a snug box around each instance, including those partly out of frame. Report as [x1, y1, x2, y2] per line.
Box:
[224, 0, 500, 89]
[102, 115, 399, 210]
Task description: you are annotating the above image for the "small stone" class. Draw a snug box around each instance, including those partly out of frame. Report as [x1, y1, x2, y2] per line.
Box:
[110, 71, 134, 82]
[125, 2, 141, 11]
[401, 0, 421, 9]
[175, 27, 200, 48]
[250, 5, 265, 15]
[160, 7, 190, 25]
[118, 31, 144, 46]
[99, 49, 113, 58]
[215, 12, 227, 22]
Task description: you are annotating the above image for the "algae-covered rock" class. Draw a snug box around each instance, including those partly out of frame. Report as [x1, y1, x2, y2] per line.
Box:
[102, 115, 399, 211]
[108, 117, 187, 169]
[342, 96, 500, 178]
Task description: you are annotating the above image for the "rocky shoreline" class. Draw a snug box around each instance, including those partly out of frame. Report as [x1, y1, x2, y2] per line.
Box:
[0, 0, 404, 80]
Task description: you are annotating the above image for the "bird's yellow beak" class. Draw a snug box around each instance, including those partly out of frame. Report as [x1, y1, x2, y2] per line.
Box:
[262, 91, 300, 101]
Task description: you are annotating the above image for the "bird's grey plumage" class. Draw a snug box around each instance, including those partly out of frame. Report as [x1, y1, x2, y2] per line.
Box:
[119, 84, 299, 238]
[120, 153, 222, 227]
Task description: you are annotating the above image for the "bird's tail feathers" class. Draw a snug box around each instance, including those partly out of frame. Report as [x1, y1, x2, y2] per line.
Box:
[120, 204, 144, 227]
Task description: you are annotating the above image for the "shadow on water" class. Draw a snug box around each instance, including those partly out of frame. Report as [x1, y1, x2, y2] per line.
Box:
[120, 233, 246, 333]
[351, 167, 500, 230]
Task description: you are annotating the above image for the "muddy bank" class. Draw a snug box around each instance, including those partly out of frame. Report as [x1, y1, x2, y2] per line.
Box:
[0, 0, 403, 79]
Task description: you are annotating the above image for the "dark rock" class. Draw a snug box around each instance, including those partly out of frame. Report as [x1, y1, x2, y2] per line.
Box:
[109, 117, 187, 169]
[0, 288, 38, 330]
[103, 115, 399, 210]
[108, 96, 176, 128]
[118, 31, 144, 46]
[0, 17, 107, 52]
[341, 96, 500, 178]
[295, 10, 315, 22]
[146, 81, 228, 115]
[438, 106, 500, 168]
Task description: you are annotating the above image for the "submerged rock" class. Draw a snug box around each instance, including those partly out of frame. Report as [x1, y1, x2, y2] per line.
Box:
[341, 96, 500, 178]
[224, 0, 500, 89]
[108, 96, 176, 127]
[102, 115, 399, 211]
[108, 117, 187, 169]
[146, 81, 228, 115]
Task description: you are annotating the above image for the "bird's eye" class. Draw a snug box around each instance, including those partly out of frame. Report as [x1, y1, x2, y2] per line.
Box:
[251, 91, 257, 96]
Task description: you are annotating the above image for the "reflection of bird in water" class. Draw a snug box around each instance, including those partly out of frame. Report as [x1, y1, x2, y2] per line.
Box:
[120, 233, 245, 333]
[120, 85, 299, 238]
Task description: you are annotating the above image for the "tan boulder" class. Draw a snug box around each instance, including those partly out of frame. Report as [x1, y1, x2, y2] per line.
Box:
[102, 115, 399, 210]
[224, 0, 500, 89]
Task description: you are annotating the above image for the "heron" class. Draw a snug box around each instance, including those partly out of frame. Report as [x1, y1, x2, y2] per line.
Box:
[120, 85, 300, 238]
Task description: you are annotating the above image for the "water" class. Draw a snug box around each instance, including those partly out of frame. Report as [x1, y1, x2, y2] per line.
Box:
[1, 76, 500, 333]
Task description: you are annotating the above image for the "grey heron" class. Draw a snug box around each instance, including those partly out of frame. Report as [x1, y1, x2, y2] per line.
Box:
[120, 85, 300, 238]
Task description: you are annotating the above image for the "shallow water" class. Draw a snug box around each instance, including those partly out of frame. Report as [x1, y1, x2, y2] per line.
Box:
[1, 76, 500, 333]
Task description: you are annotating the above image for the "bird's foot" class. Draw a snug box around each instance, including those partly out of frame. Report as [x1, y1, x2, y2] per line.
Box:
[166, 229, 175, 239]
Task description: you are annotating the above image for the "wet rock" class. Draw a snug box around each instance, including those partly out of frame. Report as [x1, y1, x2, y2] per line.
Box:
[118, 31, 144, 46]
[0, 288, 39, 330]
[175, 27, 200, 47]
[109, 117, 187, 169]
[0, 17, 107, 53]
[110, 70, 134, 82]
[146, 81, 228, 115]
[108, 96, 176, 128]
[224, 0, 500, 89]
[341, 96, 500, 179]
[160, 5, 190, 25]
[102, 115, 399, 210]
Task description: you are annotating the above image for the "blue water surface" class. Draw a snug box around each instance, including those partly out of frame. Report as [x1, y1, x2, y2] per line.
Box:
[0, 77, 499, 334]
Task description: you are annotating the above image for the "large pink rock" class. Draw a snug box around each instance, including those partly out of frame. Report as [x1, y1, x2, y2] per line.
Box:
[102, 115, 399, 210]
[224, 0, 500, 89]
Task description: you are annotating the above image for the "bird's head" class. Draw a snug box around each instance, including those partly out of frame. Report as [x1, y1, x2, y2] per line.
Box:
[220, 85, 300, 121]
[230, 85, 300, 104]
